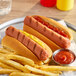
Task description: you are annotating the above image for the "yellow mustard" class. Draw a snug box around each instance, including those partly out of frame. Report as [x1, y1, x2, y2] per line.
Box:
[57, 0, 74, 11]
[20, 30, 44, 48]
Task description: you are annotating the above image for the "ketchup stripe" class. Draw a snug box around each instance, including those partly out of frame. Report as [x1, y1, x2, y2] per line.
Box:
[33, 16, 68, 38]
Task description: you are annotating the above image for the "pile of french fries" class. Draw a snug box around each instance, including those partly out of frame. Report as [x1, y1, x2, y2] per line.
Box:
[0, 48, 76, 76]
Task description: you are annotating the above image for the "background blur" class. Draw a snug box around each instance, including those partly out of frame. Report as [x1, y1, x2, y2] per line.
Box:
[0, 0, 76, 25]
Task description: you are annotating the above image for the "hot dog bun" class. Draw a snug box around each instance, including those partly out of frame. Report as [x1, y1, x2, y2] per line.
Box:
[1, 26, 52, 65]
[23, 15, 72, 51]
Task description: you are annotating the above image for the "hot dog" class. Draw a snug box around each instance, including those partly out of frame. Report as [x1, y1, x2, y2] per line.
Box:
[23, 15, 72, 51]
[1, 26, 52, 65]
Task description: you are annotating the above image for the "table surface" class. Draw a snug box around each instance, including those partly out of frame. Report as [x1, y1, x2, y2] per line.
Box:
[0, 0, 76, 26]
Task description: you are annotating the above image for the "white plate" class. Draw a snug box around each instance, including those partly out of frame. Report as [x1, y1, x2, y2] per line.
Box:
[0, 17, 76, 76]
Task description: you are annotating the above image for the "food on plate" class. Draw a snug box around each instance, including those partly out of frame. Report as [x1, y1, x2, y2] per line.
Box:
[0, 62, 18, 70]
[53, 49, 75, 64]
[25, 65, 59, 76]
[1, 26, 52, 64]
[0, 16, 75, 76]
[23, 15, 73, 51]
[0, 57, 29, 72]
[6, 54, 35, 66]
[9, 72, 42, 76]
[0, 48, 75, 76]
[0, 69, 19, 74]
[36, 65, 76, 71]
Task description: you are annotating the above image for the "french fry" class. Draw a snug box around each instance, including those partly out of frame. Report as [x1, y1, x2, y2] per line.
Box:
[49, 71, 62, 74]
[37, 65, 76, 71]
[0, 62, 19, 70]
[0, 57, 29, 73]
[9, 72, 42, 76]
[0, 48, 13, 54]
[0, 69, 19, 74]
[6, 54, 35, 66]
[34, 65, 62, 74]
[25, 65, 59, 76]
[0, 53, 5, 57]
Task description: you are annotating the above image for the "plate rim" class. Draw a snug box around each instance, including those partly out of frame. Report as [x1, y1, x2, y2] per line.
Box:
[0, 16, 76, 32]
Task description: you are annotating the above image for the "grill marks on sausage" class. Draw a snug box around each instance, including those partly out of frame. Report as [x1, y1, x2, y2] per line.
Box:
[18, 32, 25, 43]
[17, 32, 20, 40]
[23, 36, 30, 46]
[51, 32, 54, 36]
[33, 44, 36, 51]
[40, 50, 48, 60]
[36, 21, 38, 27]
[12, 28, 14, 33]
[22, 36, 27, 46]
[12, 29, 19, 39]
[28, 40, 36, 52]
[22, 35, 25, 43]
[24, 16, 71, 48]
[6, 26, 49, 61]
[27, 39, 30, 46]
[6, 27, 14, 37]
[43, 27, 46, 32]
[40, 50, 43, 59]
[34, 44, 42, 60]
[59, 36, 62, 40]
[29, 17, 32, 24]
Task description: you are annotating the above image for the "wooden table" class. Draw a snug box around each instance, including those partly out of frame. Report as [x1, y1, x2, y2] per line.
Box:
[0, 0, 76, 26]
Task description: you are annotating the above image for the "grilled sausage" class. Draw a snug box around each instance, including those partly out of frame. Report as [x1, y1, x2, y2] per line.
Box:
[24, 16, 71, 48]
[6, 26, 49, 61]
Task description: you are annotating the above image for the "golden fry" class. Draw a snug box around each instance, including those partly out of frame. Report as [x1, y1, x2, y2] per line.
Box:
[0, 57, 29, 73]
[37, 65, 76, 71]
[0, 69, 19, 74]
[50, 71, 62, 74]
[25, 65, 59, 76]
[34, 65, 62, 74]
[0, 62, 19, 70]
[9, 72, 42, 76]
[0, 48, 13, 54]
[6, 54, 35, 66]
[0, 53, 5, 56]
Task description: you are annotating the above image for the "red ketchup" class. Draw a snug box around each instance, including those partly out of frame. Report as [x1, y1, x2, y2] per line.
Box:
[40, 0, 56, 7]
[33, 16, 68, 38]
[54, 50, 75, 64]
